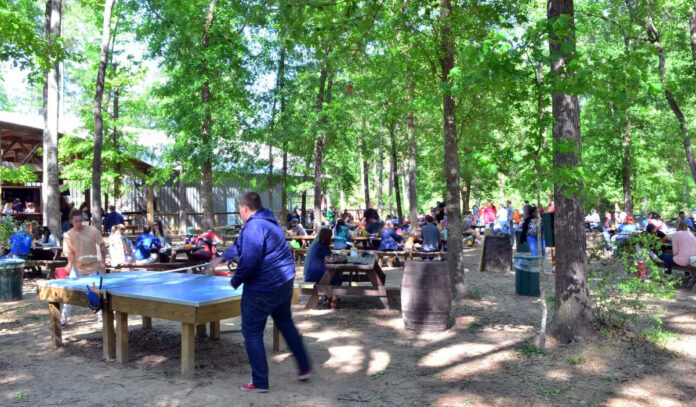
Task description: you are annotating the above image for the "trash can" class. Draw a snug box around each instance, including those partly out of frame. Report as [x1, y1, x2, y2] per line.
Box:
[514, 255, 540, 297]
[0, 258, 26, 301]
[515, 229, 530, 252]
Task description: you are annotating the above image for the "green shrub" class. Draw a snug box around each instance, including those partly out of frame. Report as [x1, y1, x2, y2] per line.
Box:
[589, 233, 676, 330]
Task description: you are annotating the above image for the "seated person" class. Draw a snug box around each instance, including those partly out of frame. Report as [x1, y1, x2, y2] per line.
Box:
[32, 227, 59, 260]
[420, 215, 441, 252]
[461, 212, 478, 238]
[38, 226, 57, 247]
[586, 209, 600, 231]
[108, 225, 135, 266]
[304, 228, 341, 308]
[403, 234, 418, 251]
[134, 224, 162, 264]
[612, 215, 639, 249]
[6, 226, 32, 259]
[333, 219, 352, 250]
[378, 220, 402, 251]
[644, 223, 674, 274]
[679, 211, 694, 230]
[24, 201, 37, 214]
[289, 218, 307, 236]
[648, 213, 666, 232]
[522, 207, 545, 256]
[191, 230, 222, 262]
[671, 220, 696, 268]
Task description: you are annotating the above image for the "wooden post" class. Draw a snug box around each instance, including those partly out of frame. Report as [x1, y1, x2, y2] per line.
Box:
[209, 321, 220, 340]
[142, 316, 152, 330]
[272, 324, 285, 352]
[181, 322, 195, 379]
[146, 185, 155, 225]
[115, 311, 128, 363]
[48, 302, 62, 347]
[102, 304, 115, 360]
[196, 323, 207, 338]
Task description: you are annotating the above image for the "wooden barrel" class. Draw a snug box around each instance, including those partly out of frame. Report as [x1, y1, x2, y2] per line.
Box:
[401, 261, 451, 332]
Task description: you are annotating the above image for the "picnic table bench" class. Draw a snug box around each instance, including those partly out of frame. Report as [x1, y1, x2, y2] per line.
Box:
[304, 254, 398, 309]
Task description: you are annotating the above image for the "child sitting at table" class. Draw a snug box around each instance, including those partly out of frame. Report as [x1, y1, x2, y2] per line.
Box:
[304, 228, 341, 308]
[379, 220, 402, 251]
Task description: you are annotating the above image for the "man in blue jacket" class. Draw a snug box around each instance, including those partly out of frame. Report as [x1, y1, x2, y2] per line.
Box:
[208, 191, 310, 392]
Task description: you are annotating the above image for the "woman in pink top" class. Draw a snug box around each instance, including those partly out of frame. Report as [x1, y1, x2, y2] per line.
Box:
[671, 221, 696, 266]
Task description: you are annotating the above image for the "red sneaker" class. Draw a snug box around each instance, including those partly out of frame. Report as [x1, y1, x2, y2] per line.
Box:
[298, 371, 311, 381]
[241, 382, 268, 393]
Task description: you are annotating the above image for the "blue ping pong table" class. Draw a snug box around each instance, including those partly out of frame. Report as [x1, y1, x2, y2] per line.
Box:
[37, 270, 299, 378]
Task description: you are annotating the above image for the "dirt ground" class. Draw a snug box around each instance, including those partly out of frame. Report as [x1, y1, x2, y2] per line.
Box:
[2, 247, 696, 407]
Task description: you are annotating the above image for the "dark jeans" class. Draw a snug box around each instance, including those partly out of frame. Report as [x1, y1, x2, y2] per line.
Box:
[241, 281, 310, 389]
[659, 252, 675, 275]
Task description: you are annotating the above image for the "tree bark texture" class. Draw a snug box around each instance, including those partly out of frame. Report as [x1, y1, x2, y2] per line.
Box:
[622, 117, 632, 215]
[406, 77, 419, 227]
[440, 0, 465, 300]
[312, 50, 331, 231]
[548, 0, 594, 342]
[268, 48, 285, 210]
[377, 145, 384, 213]
[112, 82, 121, 203]
[91, 0, 116, 233]
[178, 174, 187, 233]
[390, 128, 403, 222]
[200, 0, 217, 230]
[42, 0, 61, 236]
[690, 7, 696, 74]
[388, 158, 394, 217]
[277, 47, 287, 226]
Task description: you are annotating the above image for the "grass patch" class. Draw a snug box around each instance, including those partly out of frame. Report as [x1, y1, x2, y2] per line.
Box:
[517, 340, 548, 357]
[567, 355, 587, 365]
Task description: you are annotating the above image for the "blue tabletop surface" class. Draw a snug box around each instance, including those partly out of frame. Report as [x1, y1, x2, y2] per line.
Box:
[38, 271, 241, 307]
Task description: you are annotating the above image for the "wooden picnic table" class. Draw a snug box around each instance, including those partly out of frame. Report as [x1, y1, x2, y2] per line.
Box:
[351, 236, 381, 250]
[305, 254, 392, 310]
[167, 245, 198, 261]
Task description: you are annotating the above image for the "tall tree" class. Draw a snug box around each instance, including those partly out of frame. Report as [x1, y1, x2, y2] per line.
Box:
[42, 0, 62, 237]
[548, 0, 594, 342]
[440, 0, 465, 299]
[406, 77, 419, 227]
[91, 0, 116, 232]
[199, 0, 217, 230]
[389, 125, 402, 221]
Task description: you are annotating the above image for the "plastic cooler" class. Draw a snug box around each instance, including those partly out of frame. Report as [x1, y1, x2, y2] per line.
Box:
[514, 255, 540, 297]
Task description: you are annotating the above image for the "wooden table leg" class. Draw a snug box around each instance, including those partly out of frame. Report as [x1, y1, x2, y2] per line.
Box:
[366, 265, 389, 310]
[181, 322, 195, 379]
[142, 316, 152, 330]
[102, 305, 115, 360]
[115, 311, 129, 363]
[209, 321, 220, 340]
[48, 302, 62, 347]
[196, 324, 207, 338]
[272, 324, 285, 352]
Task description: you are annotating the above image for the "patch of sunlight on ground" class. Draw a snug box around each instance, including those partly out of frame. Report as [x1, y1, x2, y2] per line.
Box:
[366, 349, 390, 376]
[295, 320, 319, 330]
[324, 345, 364, 374]
[607, 383, 683, 407]
[545, 369, 571, 381]
[365, 315, 404, 330]
[420, 341, 514, 368]
[436, 349, 518, 381]
[0, 373, 28, 384]
[434, 393, 485, 406]
[305, 327, 361, 343]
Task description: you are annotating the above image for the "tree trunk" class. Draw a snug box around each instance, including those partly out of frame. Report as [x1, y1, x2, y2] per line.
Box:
[548, 0, 594, 342]
[42, 0, 62, 237]
[388, 159, 394, 217]
[277, 46, 287, 226]
[377, 145, 384, 213]
[360, 138, 370, 207]
[200, 0, 217, 230]
[406, 78, 419, 227]
[690, 7, 696, 74]
[301, 189, 307, 226]
[622, 116, 632, 215]
[91, 0, 116, 233]
[440, 0, 465, 300]
[641, 7, 696, 185]
[462, 177, 471, 215]
[112, 76, 120, 203]
[312, 50, 332, 231]
[178, 174, 187, 233]
[390, 127, 403, 222]
[268, 48, 285, 210]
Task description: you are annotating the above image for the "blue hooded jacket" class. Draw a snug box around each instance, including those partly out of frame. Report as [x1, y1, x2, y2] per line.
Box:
[379, 227, 402, 251]
[223, 208, 295, 291]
